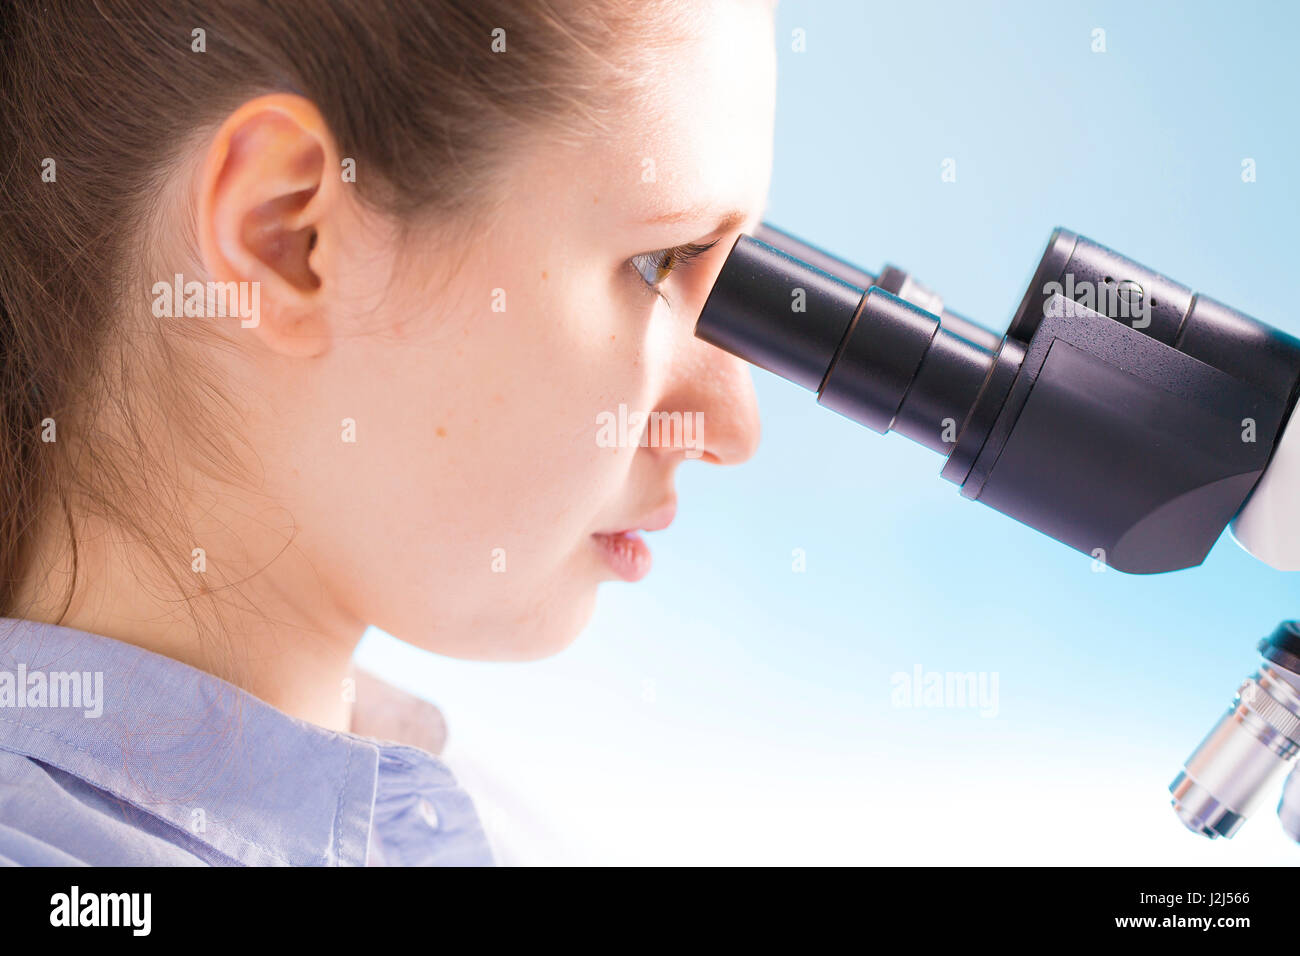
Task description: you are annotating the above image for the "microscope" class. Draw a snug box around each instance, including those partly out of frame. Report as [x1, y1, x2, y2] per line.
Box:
[694, 222, 1300, 846]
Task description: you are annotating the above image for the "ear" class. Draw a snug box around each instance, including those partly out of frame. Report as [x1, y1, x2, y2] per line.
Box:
[197, 93, 342, 358]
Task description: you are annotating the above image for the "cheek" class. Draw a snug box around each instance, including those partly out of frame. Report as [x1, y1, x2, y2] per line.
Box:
[303, 266, 675, 642]
[383, 276, 657, 553]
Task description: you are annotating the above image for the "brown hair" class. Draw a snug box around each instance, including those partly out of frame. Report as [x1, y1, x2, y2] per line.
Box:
[0, 0, 689, 621]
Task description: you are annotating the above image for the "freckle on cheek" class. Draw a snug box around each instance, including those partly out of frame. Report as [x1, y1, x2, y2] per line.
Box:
[436, 427, 447, 437]
[541, 270, 548, 280]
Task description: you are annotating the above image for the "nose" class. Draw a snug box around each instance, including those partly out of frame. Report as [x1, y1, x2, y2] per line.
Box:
[655, 333, 762, 466]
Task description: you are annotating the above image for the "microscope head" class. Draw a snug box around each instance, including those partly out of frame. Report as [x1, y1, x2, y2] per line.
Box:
[695, 223, 1300, 574]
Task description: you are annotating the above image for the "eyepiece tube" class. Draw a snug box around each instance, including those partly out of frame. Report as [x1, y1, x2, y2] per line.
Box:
[754, 222, 1003, 354]
[694, 234, 865, 392]
[695, 232, 998, 448]
[753, 222, 878, 291]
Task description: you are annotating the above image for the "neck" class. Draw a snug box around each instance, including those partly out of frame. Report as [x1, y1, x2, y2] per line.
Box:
[13, 497, 366, 732]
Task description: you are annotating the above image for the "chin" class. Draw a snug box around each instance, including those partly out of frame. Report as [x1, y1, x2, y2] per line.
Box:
[394, 580, 600, 663]
[498, 584, 600, 662]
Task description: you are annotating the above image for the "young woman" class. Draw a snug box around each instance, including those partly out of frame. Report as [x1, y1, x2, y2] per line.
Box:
[0, 0, 775, 864]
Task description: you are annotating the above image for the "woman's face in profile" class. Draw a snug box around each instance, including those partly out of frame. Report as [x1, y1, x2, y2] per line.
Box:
[279, 0, 777, 660]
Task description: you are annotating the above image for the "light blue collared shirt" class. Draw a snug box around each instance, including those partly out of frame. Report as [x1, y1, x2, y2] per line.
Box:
[0, 618, 494, 866]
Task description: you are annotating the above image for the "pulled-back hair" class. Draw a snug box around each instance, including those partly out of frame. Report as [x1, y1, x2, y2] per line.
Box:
[0, 0, 690, 618]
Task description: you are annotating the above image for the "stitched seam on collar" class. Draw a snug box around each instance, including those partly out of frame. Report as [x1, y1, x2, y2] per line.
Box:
[334, 738, 354, 866]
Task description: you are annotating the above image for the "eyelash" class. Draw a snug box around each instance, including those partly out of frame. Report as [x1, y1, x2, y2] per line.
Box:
[628, 238, 721, 305]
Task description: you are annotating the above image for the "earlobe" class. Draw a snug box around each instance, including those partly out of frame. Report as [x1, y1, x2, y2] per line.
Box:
[197, 94, 342, 358]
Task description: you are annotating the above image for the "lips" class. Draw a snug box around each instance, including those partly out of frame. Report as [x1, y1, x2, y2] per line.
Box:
[591, 499, 677, 582]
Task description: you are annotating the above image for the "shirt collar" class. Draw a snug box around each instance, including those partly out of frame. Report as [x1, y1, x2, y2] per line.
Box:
[0, 617, 377, 866]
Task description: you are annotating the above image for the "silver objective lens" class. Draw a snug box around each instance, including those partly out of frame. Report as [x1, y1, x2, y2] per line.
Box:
[1170, 623, 1300, 840]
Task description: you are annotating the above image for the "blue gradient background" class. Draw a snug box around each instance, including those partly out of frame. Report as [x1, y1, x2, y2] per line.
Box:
[358, 0, 1300, 863]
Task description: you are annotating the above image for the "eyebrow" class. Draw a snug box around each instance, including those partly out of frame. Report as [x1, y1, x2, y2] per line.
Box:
[642, 205, 753, 235]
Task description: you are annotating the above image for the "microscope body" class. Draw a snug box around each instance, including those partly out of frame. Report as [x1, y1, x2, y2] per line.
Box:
[694, 222, 1300, 844]
[698, 224, 1300, 573]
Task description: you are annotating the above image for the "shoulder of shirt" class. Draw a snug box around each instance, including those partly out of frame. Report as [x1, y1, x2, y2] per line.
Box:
[0, 617, 493, 866]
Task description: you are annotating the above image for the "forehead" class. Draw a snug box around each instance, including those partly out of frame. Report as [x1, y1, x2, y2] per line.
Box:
[607, 3, 777, 215]
[516, 1, 776, 237]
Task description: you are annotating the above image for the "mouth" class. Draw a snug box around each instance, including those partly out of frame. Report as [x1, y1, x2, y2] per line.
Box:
[591, 500, 677, 583]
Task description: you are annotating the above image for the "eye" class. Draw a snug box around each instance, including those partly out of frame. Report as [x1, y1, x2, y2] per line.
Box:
[628, 238, 721, 302]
